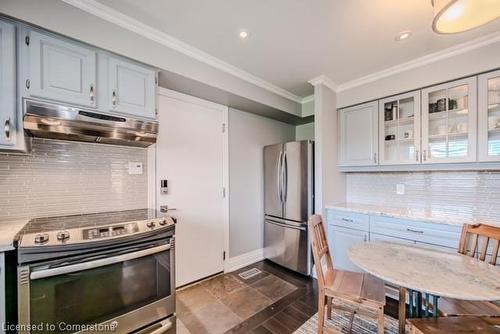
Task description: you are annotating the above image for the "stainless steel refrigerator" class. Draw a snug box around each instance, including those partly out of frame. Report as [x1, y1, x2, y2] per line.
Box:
[264, 140, 313, 275]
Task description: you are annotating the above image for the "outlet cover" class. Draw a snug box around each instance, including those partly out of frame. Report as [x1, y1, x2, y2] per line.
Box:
[396, 183, 405, 195]
[128, 162, 143, 175]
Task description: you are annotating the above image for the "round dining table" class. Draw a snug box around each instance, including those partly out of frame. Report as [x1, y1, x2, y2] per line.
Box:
[348, 241, 500, 334]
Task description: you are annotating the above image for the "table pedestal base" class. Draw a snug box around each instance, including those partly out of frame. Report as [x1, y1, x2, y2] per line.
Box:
[399, 287, 440, 334]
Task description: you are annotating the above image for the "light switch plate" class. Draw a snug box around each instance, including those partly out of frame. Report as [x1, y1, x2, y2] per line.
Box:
[396, 183, 405, 195]
[128, 162, 143, 175]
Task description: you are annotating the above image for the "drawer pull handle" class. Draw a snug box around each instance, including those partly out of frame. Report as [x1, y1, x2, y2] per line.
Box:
[407, 228, 424, 234]
[341, 218, 354, 223]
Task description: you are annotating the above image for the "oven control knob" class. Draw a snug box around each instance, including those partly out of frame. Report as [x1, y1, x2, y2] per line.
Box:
[146, 221, 155, 228]
[159, 218, 167, 226]
[34, 233, 49, 244]
[57, 231, 70, 241]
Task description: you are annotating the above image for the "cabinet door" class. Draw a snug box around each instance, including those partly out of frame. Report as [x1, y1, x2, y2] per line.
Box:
[379, 91, 421, 165]
[421, 77, 477, 163]
[339, 101, 379, 166]
[0, 20, 17, 148]
[107, 56, 156, 119]
[328, 225, 368, 272]
[29, 30, 96, 107]
[478, 70, 500, 162]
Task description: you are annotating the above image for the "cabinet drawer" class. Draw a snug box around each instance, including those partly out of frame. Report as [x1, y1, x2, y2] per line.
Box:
[327, 209, 369, 232]
[370, 216, 462, 249]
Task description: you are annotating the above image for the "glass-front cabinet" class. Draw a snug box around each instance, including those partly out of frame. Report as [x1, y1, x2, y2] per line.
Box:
[378, 91, 421, 165]
[421, 77, 477, 164]
[478, 70, 500, 161]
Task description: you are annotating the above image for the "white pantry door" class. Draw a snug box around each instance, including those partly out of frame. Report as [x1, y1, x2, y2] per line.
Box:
[157, 91, 226, 287]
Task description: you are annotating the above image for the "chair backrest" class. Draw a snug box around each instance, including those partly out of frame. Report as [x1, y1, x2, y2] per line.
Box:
[308, 215, 334, 289]
[458, 223, 500, 266]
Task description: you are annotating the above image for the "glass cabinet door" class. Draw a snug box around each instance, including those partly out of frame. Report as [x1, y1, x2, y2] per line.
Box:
[421, 77, 477, 163]
[378, 91, 421, 165]
[478, 70, 500, 161]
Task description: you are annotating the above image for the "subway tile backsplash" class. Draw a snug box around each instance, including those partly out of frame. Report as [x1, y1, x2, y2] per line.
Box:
[346, 171, 500, 222]
[0, 139, 148, 222]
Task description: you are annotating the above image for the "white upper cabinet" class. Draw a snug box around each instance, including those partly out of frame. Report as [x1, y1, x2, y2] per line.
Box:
[379, 91, 421, 165]
[0, 20, 17, 148]
[107, 56, 156, 119]
[28, 31, 96, 107]
[478, 70, 500, 162]
[339, 101, 379, 166]
[421, 77, 477, 164]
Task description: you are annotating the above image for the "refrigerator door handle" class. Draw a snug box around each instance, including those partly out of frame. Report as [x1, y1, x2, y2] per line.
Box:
[283, 151, 288, 203]
[277, 150, 283, 203]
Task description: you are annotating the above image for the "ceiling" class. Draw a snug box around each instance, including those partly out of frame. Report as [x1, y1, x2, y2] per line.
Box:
[95, 0, 500, 97]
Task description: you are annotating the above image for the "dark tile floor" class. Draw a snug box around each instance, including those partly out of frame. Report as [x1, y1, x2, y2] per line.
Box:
[176, 260, 305, 334]
[177, 260, 401, 334]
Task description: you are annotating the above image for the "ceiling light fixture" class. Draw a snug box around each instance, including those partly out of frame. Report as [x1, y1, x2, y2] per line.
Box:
[395, 30, 412, 41]
[238, 30, 249, 39]
[431, 0, 500, 34]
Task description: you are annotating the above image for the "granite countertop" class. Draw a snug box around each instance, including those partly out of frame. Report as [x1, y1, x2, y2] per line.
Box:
[326, 202, 500, 228]
[0, 220, 28, 252]
[349, 241, 500, 301]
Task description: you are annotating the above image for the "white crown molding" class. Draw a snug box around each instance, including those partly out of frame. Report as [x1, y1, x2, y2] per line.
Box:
[308, 75, 338, 92]
[336, 30, 500, 92]
[301, 94, 314, 104]
[61, 0, 303, 104]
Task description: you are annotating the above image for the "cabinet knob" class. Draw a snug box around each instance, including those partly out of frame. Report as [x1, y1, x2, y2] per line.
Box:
[89, 85, 95, 103]
[112, 90, 117, 108]
[4, 118, 11, 141]
[423, 149, 427, 162]
[373, 153, 378, 164]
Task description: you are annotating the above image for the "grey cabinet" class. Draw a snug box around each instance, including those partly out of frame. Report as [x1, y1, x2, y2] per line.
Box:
[107, 56, 156, 119]
[27, 30, 97, 107]
[0, 20, 17, 149]
[339, 101, 379, 166]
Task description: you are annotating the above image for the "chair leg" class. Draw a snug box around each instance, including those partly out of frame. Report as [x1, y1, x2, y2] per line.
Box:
[377, 307, 385, 334]
[327, 296, 333, 320]
[318, 291, 325, 334]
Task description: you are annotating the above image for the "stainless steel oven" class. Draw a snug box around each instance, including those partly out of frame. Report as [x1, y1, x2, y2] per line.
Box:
[16, 209, 176, 334]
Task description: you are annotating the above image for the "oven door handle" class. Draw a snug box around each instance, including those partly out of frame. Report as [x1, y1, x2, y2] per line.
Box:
[30, 243, 170, 280]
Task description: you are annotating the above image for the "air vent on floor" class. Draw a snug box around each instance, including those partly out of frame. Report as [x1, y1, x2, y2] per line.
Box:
[238, 267, 262, 280]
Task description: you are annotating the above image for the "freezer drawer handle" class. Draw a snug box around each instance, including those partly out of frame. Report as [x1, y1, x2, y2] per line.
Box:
[341, 218, 354, 223]
[266, 219, 306, 231]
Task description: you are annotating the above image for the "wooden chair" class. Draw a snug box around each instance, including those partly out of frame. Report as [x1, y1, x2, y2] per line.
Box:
[308, 215, 386, 334]
[408, 316, 500, 334]
[439, 223, 500, 317]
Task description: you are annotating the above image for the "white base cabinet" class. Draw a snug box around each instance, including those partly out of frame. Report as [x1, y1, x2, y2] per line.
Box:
[0, 253, 5, 334]
[326, 208, 464, 277]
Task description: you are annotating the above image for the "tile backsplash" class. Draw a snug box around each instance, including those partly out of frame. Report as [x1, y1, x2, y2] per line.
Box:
[0, 139, 148, 222]
[346, 171, 500, 222]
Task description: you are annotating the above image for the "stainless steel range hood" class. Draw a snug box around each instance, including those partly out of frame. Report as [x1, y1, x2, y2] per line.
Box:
[23, 100, 158, 147]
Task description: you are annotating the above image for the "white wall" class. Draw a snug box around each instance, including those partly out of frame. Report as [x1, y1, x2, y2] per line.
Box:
[301, 99, 314, 117]
[337, 41, 500, 108]
[296, 122, 315, 141]
[228, 108, 295, 257]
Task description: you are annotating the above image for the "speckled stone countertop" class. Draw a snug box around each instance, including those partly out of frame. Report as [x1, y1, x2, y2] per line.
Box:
[326, 202, 500, 228]
[0, 220, 27, 252]
[349, 241, 500, 300]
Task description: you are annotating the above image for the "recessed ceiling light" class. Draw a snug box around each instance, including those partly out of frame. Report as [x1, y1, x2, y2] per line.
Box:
[431, 0, 500, 34]
[395, 30, 412, 41]
[238, 30, 249, 39]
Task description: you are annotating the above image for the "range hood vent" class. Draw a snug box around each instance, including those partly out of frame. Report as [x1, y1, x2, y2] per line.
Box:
[23, 100, 158, 148]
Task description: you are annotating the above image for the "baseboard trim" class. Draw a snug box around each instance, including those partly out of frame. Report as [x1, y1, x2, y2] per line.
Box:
[224, 248, 264, 273]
